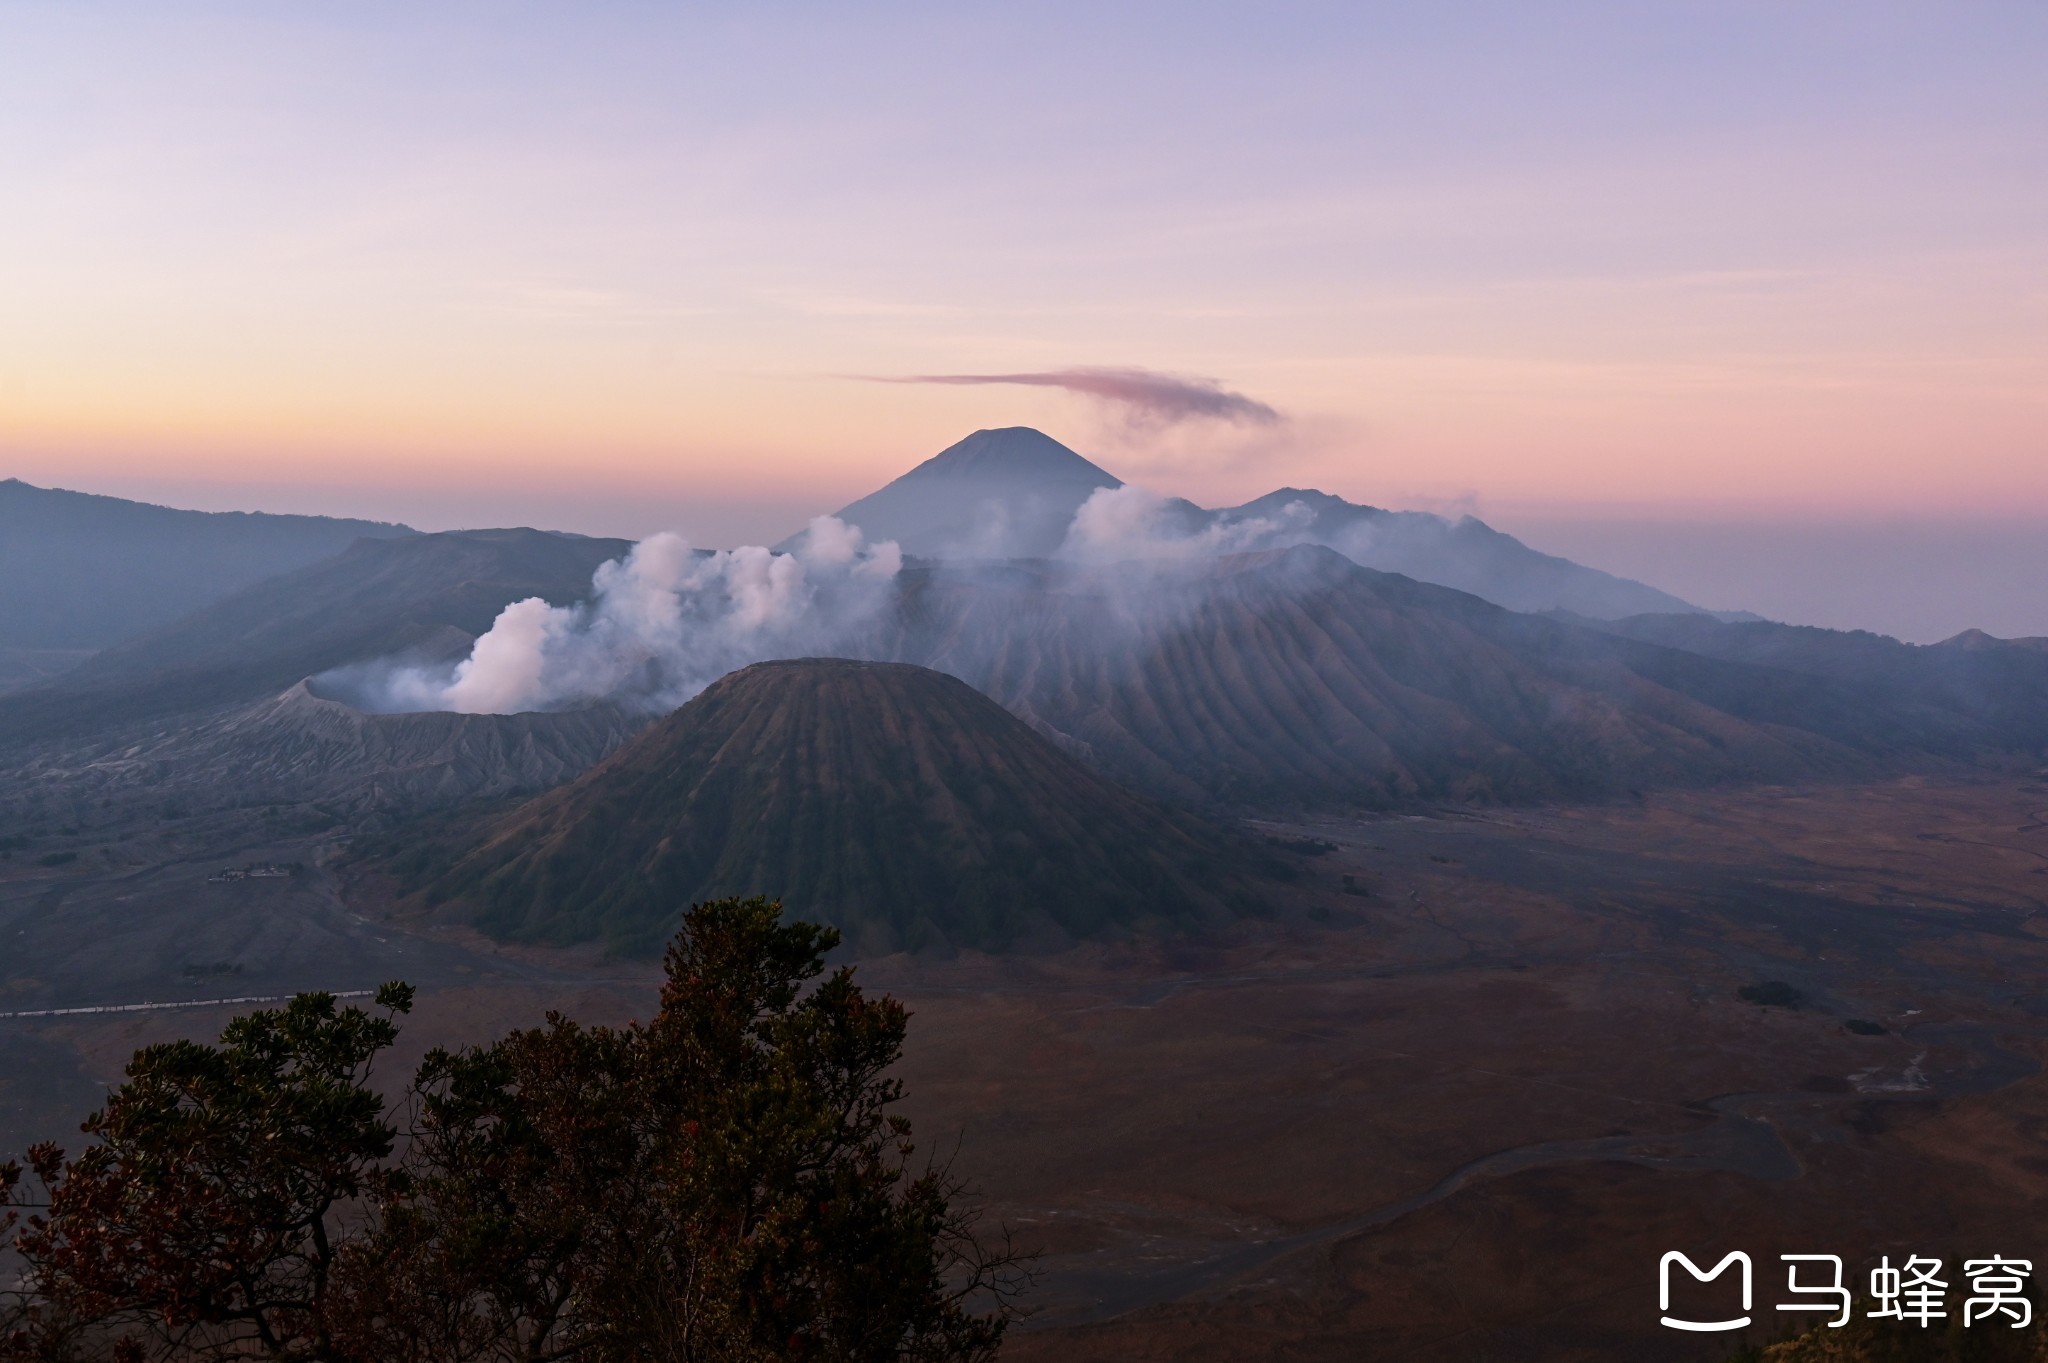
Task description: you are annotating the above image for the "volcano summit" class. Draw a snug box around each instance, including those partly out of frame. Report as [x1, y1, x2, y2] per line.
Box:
[367, 657, 1273, 956]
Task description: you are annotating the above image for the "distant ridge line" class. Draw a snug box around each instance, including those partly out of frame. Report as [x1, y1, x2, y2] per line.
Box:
[0, 991, 374, 1021]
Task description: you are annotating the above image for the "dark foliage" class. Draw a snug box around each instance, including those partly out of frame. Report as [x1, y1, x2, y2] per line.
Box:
[2, 985, 414, 1361]
[3, 898, 1023, 1362]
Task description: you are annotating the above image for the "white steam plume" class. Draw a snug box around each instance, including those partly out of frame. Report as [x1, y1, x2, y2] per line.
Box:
[351, 517, 901, 715]
[1059, 484, 1313, 562]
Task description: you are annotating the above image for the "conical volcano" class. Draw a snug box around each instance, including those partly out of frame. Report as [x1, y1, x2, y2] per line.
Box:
[379, 658, 1266, 955]
[813, 427, 1120, 559]
[890, 426, 1119, 484]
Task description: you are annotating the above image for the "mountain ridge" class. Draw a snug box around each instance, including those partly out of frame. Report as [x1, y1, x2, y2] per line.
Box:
[0, 529, 631, 750]
[1211, 488, 1706, 618]
[13, 679, 641, 820]
[0, 478, 415, 651]
[876, 545, 1903, 808]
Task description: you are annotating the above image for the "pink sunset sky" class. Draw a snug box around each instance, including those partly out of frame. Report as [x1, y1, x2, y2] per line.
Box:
[3, 3, 2043, 639]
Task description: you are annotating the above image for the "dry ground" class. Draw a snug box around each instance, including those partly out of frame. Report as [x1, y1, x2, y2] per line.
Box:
[5, 772, 2047, 1360]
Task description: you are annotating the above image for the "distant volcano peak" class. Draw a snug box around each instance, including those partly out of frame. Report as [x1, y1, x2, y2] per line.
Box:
[802, 428, 1121, 560]
[903, 427, 1122, 487]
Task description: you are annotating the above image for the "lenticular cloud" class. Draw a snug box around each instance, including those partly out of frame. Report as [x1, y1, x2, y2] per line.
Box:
[865, 366, 1282, 428]
[349, 517, 901, 715]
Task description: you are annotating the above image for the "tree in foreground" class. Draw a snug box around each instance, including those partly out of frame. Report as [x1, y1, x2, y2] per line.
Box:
[4, 897, 1026, 1362]
[2, 984, 415, 1361]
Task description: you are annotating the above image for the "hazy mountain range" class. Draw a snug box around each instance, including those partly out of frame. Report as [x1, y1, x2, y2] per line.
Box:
[2, 428, 1710, 693]
[813, 427, 1714, 619]
[6, 429, 2047, 953]
[0, 528, 630, 740]
[0, 477, 412, 654]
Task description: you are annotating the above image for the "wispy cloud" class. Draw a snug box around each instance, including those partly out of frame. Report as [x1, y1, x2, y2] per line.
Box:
[860, 365, 1283, 426]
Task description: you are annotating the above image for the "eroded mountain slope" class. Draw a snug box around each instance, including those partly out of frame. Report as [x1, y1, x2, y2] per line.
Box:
[880, 548, 1943, 807]
[370, 659, 1274, 955]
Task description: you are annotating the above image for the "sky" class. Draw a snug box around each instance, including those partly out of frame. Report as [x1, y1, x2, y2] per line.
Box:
[2, 2, 2044, 640]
